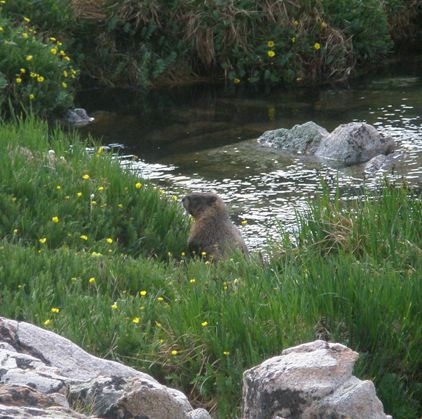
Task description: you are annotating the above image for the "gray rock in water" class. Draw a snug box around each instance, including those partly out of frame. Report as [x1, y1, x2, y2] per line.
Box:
[364, 151, 403, 174]
[258, 122, 396, 167]
[66, 108, 94, 127]
[242, 340, 392, 419]
[0, 316, 211, 419]
[257, 121, 328, 155]
[315, 122, 395, 166]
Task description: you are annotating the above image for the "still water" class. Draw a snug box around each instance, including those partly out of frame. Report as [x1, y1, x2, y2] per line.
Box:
[77, 59, 422, 250]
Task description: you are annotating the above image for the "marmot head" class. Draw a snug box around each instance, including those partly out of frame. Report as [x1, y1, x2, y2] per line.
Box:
[182, 192, 224, 218]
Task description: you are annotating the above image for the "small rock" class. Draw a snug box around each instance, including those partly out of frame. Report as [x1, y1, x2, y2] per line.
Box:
[66, 108, 94, 127]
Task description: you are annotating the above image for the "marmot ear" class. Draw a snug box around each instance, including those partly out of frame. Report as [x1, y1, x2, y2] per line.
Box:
[207, 195, 217, 205]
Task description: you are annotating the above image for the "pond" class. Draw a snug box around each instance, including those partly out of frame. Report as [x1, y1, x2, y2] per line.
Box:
[76, 57, 422, 250]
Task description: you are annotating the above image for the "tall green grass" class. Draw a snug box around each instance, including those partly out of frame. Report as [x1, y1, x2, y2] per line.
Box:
[0, 117, 189, 258]
[0, 120, 421, 418]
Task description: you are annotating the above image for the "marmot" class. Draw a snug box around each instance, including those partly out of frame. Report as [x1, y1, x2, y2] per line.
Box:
[182, 192, 249, 261]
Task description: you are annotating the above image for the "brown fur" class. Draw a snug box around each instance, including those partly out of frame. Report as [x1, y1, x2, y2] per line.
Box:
[182, 192, 249, 261]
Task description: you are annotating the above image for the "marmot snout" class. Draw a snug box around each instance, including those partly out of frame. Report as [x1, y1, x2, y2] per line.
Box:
[182, 192, 248, 261]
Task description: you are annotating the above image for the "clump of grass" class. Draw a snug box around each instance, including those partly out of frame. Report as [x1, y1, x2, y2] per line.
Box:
[0, 119, 421, 418]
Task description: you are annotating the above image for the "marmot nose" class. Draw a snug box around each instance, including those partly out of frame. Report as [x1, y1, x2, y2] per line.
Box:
[181, 197, 186, 203]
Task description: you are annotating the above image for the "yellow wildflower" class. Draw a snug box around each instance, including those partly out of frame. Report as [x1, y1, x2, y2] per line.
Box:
[64, 56, 70, 62]
[26, 55, 33, 61]
[171, 350, 178, 356]
[181, 252, 186, 257]
[52, 216, 59, 223]
[22, 32, 29, 39]
[267, 40, 275, 48]
[63, 70, 68, 77]
[43, 319, 51, 326]
[80, 235, 88, 241]
[49, 37, 56, 42]
[159, 339, 164, 344]
[293, 19, 299, 26]
[314, 42, 321, 50]
[111, 303, 118, 310]
[50, 47, 57, 55]
[82, 174, 90, 180]
[91, 251, 102, 257]
[56, 185, 61, 190]
[201, 251, 207, 257]
[60, 50, 66, 56]
[157, 297, 164, 302]
[189, 279, 196, 284]
[117, 204, 123, 208]
[135, 182, 142, 189]
[88, 277, 96, 284]
[140, 290, 147, 297]
[39, 237, 47, 244]
[15, 77, 22, 84]
[234, 78, 241, 85]
[98, 186, 105, 191]
[51, 307, 60, 313]
[29, 94, 35, 100]
[62, 81, 68, 89]
[291, 37, 296, 43]
[201, 321, 208, 327]
[241, 220, 248, 225]
[267, 50, 276, 58]
[20, 68, 26, 74]
[23, 17, 31, 23]
[132, 317, 141, 324]
[30, 72, 37, 78]
[223, 351, 230, 356]
[76, 192, 82, 197]
[37, 76, 45, 83]
[0, 27, 3, 32]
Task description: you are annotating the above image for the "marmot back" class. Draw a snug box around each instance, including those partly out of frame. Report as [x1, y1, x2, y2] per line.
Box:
[182, 192, 249, 261]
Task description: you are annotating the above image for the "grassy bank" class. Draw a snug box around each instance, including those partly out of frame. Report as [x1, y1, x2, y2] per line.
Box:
[0, 120, 421, 418]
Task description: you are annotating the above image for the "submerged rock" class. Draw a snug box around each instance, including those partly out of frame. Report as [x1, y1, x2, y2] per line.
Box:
[258, 122, 395, 166]
[242, 340, 391, 419]
[364, 151, 403, 174]
[0, 316, 211, 419]
[66, 108, 94, 127]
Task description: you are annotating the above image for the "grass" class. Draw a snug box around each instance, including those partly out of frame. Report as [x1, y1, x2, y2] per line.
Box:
[0, 119, 421, 418]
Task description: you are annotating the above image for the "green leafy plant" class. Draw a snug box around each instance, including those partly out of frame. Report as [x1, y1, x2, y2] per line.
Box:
[0, 11, 78, 116]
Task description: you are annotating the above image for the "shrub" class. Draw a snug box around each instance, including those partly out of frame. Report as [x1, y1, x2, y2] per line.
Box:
[0, 9, 78, 117]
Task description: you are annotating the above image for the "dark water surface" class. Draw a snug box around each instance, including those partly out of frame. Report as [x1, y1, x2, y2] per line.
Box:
[77, 58, 422, 250]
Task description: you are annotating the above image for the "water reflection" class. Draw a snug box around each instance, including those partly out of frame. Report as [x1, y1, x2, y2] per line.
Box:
[77, 59, 422, 250]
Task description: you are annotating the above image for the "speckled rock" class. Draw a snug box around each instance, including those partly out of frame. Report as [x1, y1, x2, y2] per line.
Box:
[315, 122, 395, 165]
[242, 340, 392, 419]
[0, 316, 211, 419]
[257, 121, 328, 155]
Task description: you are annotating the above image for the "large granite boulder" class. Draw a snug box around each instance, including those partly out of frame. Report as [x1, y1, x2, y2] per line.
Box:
[242, 340, 391, 419]
[315, 123, 395, 166]
[0, 317, 211, 419]
[258, 122, 395, 166]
